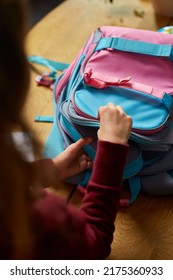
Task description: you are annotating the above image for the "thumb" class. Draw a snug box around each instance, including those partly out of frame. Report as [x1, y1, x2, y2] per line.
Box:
[68, 137, 92, 153]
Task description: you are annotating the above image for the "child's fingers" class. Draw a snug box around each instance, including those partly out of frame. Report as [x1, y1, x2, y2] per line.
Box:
[107, 102, 115, 107]
[98, 103, 125, 119]
[115, 105, 125, 114]
[80, 154, 93, 170]
[97, 105, 106, 119]
[67, 137, 92, 153]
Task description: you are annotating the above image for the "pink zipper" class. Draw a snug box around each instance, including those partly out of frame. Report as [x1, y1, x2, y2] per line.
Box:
[55, 33, 96, 101]
[132, 123, 168, 135]
[55, 63, 75, 101]
[55, 49, 86, 101]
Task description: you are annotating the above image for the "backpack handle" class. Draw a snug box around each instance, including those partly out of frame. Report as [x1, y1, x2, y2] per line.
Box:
[95, 37, 173, 59]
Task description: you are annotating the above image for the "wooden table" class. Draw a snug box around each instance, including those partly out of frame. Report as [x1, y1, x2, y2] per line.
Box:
[26, 0, 173, 259]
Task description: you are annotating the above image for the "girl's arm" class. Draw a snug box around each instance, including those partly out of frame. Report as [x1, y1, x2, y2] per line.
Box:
[31, 103, 132, 259]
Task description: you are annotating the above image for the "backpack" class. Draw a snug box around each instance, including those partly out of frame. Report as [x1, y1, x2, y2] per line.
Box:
[28, 26, 173, 205]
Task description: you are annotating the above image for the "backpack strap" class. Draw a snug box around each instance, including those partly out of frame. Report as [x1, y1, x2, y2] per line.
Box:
[34, 115, 54, 123]
[28, 55, 69, 74]
[28, 55, 70, 88]
[118, 176, 141, 207]
[95, 37, 173, 59]
[128, 176, 141, 204]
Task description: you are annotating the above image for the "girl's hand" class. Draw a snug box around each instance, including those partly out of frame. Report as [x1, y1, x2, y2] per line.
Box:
[97, 102, 132, 145]
[52, 137, 93, 181]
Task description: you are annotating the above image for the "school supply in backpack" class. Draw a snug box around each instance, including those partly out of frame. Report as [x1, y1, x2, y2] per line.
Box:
[28, 26, 173, 205]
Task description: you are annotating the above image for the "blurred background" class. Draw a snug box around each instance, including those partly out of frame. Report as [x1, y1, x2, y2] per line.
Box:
[29, 0, 65, 27]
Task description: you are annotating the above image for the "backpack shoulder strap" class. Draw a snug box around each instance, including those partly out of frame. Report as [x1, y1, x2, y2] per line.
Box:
[28, 55, 69, 74]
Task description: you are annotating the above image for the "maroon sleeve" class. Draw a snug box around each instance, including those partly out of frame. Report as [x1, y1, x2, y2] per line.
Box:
[80, 140, 128, 258]
[31, 140, 128, 259]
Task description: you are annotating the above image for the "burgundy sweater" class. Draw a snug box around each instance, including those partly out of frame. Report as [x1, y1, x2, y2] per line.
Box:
[32, 140, 128, 259]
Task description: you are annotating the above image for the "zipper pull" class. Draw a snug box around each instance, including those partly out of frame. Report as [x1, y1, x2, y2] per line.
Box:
[84, 68, 131, 89]
[35, 72, 56, 89]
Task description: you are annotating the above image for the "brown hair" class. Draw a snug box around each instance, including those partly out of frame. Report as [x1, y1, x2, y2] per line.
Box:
[0, 0, 40, 259]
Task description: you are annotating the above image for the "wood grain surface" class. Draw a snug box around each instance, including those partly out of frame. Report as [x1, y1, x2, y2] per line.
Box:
[26, 0, 173, 259]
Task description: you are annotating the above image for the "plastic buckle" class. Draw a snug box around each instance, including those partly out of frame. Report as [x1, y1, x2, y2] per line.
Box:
[35, 72, 55, 87]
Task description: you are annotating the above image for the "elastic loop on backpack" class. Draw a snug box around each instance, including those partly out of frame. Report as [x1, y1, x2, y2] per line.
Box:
[95, 37, 173, 58]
